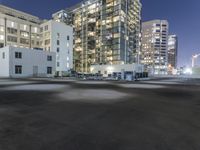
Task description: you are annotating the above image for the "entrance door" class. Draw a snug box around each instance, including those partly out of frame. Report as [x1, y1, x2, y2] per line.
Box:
[33, 66, 38, 77]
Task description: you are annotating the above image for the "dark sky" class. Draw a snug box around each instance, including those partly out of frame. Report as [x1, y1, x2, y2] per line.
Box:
[1, 0, 200, 67]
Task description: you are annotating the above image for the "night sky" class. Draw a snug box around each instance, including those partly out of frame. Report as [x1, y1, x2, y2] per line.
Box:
[1, 0, 200, 67]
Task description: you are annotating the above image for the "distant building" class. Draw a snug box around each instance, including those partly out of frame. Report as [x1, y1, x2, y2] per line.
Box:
[55, 0, 142, 73]
[0, 46, 56, 77]
[141, 20, 169, 75]
[0, 4, 42, 49]
[90, 64, 144, 80]
[40, 20, 73, 76]
[168, 34, 178, 69]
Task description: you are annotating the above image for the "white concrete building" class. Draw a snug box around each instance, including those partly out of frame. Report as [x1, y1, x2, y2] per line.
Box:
[0, 4, 74, 77]
[91, 64, 144, 80]
[141, 20, 169, 75]
[0, 46, 56, 77]
[40, 20, 73, 76]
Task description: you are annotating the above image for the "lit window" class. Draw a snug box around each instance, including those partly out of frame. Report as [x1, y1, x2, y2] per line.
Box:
[11, 22, 14, 28]
[0, 26, 4, 32]
[23, 25, 27, 31]
[0, 35, 4, 40]
[34, 27, 38, 33]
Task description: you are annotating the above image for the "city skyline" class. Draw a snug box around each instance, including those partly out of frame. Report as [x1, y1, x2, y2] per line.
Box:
[1, 0, 200, 67]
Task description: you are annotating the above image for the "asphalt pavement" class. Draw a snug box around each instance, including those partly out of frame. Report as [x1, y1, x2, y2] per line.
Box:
[0, 78, 200, 150]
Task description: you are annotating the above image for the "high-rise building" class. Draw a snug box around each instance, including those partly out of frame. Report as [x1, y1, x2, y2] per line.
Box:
[58, 0, 142, 73]
[141, 20, 169, 75]
[0, 4, 42, 49]
[168, 34, 178, 69]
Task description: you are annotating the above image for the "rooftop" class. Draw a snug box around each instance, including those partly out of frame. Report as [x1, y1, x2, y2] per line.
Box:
[0, 4, 42, 24]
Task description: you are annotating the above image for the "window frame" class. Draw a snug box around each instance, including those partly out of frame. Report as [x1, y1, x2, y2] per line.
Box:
[15, 65, 22, 74]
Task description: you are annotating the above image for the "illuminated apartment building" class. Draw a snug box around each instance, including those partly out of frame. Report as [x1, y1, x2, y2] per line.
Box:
[168, 34, 178, 69]
[0, 4, 42, 49]
[141, 20, 169, 75]
[59, 0, 142, 72]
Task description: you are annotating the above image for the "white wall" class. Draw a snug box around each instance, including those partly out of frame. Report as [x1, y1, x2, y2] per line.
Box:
[51, 20, 73, 73]
[41, 20, 73, 75]
[0, 46, 56, 77]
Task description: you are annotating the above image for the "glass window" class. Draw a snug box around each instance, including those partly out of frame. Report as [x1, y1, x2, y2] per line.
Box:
[7, 36, 17, 42]
[57, 33, 60, 38]
[15, 65, 22, 74]
[0, 43, 4, 48]
[2, 52, 5, 59]
[7, 27, 17, 34]
[57, 62, 60, 67]
[57, 47, 60, 52]
[45, 39, 50, 45]
[15, 52, 22, 59]
[47, 55, 52, 61]
[40, 27, 43, 32]
[47, 67, 52, 74]
[57, 40, 60, 45]
[20, 38, 29, 44]
[44, 25, 48, 31]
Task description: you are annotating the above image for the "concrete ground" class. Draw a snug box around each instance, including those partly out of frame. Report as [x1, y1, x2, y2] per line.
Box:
[0, 78, 200, 150]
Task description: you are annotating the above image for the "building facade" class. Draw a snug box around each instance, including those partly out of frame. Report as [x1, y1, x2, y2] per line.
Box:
[59, 0, 142, 73]
[0, 4, 74, 77]
[0, 4, 42, 49]
[141, 20, 169, 75]
[0, 46, 56, 77]
[168, 34, 178, 69]
[40, 20, 73, 76]
[91, 63, 144, 78]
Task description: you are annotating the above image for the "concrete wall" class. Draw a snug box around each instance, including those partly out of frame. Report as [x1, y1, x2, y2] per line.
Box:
[40, 20, 73, 76]
[0, 46, 56, 77]
[51, 21, 73, 73]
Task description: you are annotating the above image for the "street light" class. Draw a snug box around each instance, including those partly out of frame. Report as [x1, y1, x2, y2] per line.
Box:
[184, 68, 192, 75]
